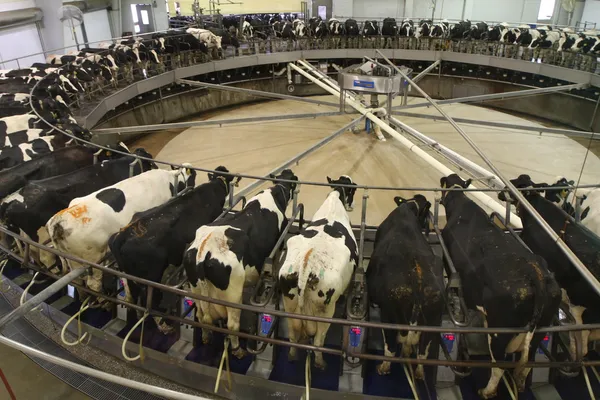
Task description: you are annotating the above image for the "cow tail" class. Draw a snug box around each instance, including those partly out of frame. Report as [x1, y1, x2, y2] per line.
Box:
[296, 248, 314, 311]
[524, 258, 547, 332]
[107, 231, 128, 269]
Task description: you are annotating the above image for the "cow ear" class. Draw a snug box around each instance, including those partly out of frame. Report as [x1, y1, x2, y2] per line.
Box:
[463, 179, 472, 188]
[208, 173, 214, 180]
[269, 173, 276, 179]
[171, 165, 177, 170]
[440, 177, 447, 188]
[327, 176, 333, 183]
[394, 196, 404, 206]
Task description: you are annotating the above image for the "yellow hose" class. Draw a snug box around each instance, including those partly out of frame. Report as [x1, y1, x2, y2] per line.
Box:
[121, 311, 149, 362]
[61, 297, 90, 346]
[214, 337, 232, 393]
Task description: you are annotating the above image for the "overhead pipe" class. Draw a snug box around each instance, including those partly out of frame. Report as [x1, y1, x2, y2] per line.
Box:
[289, 62, 523, 227]
[375, 49, 600, 297]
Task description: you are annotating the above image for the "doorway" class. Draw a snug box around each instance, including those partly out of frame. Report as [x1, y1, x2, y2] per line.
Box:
[131, 4, 155, 34]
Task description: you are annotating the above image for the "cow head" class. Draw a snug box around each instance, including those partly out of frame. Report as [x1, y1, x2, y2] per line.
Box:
[497, 175, 547, 206]
[269, 169, 298, 204]
[394, 194, 431, 229]
[208, 166, 240, 193]
[131, 148, 157, 172]
[544, 177, 575, 204]
[61, 121, 93, 142]
[440, 174, 472, 203]
[327, 175, 357, 212]
[172, 163, 197, 191]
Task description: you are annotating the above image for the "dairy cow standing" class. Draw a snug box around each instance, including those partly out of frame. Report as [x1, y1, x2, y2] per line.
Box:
[109, 166, 237, 333]
[279, 175, 357, 369]
[499, 175, 600, 361]
[441, 174, 560, 398]
[184, 169, 298, 358]
[367, 195, 443, 378]
[47, 164, 196, 296]
[399, 19, 414, 37]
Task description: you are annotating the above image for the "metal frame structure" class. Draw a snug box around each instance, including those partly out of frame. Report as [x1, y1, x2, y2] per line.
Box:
[0, 27, 598, 400]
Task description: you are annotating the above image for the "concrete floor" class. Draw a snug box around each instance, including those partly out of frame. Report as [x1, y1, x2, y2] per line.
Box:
[152, 94, 600, 226]
[0, 344, 89, 400]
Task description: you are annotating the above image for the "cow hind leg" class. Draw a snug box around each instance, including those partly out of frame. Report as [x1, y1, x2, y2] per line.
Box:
[312, 320, 331, 370]
[226, 306, 246, 359]
[282, 295, 301, 361]
[377, 327, 398, 375]
[479, 367, 504, 399]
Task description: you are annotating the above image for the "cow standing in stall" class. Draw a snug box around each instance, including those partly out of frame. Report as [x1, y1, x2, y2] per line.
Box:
[47, 164, 196, 298]
[441, 174, 560, 398]
[279, 175, 357, 369]
[381, 18, 398, 49]
[367, 195, 443, 378]
[184, 169, 298, 358]
[109, 166, 237, 334]
[499, 175, 600, 361]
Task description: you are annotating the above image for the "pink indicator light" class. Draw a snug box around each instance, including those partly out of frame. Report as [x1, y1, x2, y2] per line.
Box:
[185, 299, 193, 307]
[444, 334, 455, 341]
[543, 335, 549, 341]
[263, 315, 272, 323]
[351, 327, 362, 335]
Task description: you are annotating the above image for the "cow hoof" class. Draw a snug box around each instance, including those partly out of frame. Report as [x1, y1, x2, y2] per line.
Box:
[314, 359, 327, 370]
[376, 364, 391, 376]
[288, 350, 298, 362]
[157, 321, 175, 335]
[477, 389, 497, 399]
[232, 346, 247, 359]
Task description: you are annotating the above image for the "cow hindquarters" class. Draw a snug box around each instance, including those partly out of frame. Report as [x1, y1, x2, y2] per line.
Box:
[312, 301, 335, 370]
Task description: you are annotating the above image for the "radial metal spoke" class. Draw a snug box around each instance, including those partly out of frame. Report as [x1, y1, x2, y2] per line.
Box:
[176, 79, 340, 107]
[93, 111, 350, 134]
[412, 60, 441, 84]
[392, 83, 588, 110]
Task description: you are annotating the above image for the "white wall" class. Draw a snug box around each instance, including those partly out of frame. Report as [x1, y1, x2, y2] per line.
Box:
[581, 0, 600, 27]
[84, 9, 112, 44]
[353, 0, 405, 19]
[63, 19, 84, 51]
[0, 24, 44, 68]
[35, 0, 63, 54]
[0, 0, 35, 12]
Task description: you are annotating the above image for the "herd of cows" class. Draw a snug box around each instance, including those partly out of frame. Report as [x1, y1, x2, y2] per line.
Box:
[0, 14, 600, 398]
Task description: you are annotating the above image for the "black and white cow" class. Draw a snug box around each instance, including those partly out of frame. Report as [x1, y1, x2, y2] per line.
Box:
[544, 177, 600, 237]
[0, 129, 91, 170]
[328, 18, 344, 36]
[363, 20, 379, 36]
[485, 22, 509, 42]
[0, 145, 125, 200]
[309, 18, 329, 39]
[530, 26, 560, 49]
[293, 19, 308, 38]
[431, 19, 450, 38]
[449, 20, 471, 40]
[558, 29, 580, 52]
[242, 20, 254, 38]
[367, 194, 443, 378]
[183, 169, 298, 358]
[516, 25, 540, 47]
[280, 21, 296, 39]
[399, 19, 414, 37]
[441, 174, 560, 398]
[415, 19, 433, 39]
[345, 19, 360, 36]
[0, 150, 155, 268]
[381, 18, 398, 36]
[0, 111, 63, 137]
[499, 175, 600, 362]
[467, 22, 489, 40]
[109, 166, 237, 334]
[279, 175, 357, 369]
[47, 164, 196, 296]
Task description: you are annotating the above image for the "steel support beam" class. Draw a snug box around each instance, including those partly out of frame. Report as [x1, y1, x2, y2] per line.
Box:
[93, 111, 348, 135]
[176, 79, 340, 107]
[393, 111, 599, 140]
[234, 116, 365, 200]
[413, 60, 441, 84]
[0, 266, 90, 330]
[376, 49, 600, 297]
[392, 82, 589, 110]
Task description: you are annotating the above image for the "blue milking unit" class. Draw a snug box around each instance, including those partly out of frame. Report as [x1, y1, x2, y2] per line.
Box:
[116, 278, 127, 321]
[181, 297, 195, 343]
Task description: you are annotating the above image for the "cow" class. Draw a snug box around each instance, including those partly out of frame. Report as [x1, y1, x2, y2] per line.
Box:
[0, 144, 127, 201]
[309, 17, 328, 39]
[0, 111, 65, 138]
[399, 19, 414, 37]
[498, 175, 600, 362]
[516, 25, 540, 47]
[0, 149, 155, 269]
[183, 169, 298, 358]
[431, 19, 450, 38]
[467, 22, 489, 40]
[529, 26, 560, 49]
[543, 177, 600, 240]
[186, 28, 223, 58]
[242, 20, 254, 38]
[449, 20, 471, 40]
[415, 19, 433, 39]
[279, 175, 357, 369]
[0, 129, 91, 170]
[109, 166, 237, 334]
[485, 22, 509, 42]
[47, 164, 197, 298]
[280, 21, 295, 40]
[558, 28, 579, 52]
[328, 18, 344, 36]
[293, 19, 308, 38]
[363, 20, 379, 36]
[441, 174, 560, 398]
[367, 194, 443, 378]
[381, 18, 398, 36]
[345, 19, 360, 36]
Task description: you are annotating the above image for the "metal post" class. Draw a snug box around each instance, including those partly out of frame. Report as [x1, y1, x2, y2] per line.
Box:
[412, 60, 440, 84]
[358, 190, 369, 270]
[505, 194, 511, 226]
[0, 267, 90, 330]
[434, 196, 440, 226]
[228, 181, 235, 208]
[575, 195, 584, 222]
[375, 49, 600, 297]
[589, 95, 600, 131]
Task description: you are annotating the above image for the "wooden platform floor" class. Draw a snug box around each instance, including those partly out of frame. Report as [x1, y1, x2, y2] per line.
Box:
[154, 95, 600, 226]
